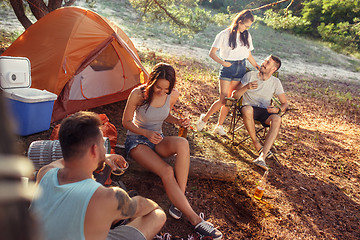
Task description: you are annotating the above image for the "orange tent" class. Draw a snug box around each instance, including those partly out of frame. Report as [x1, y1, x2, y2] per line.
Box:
[2, 6, 148, 122]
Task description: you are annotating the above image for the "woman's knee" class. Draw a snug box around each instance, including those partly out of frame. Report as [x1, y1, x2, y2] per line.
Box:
[159, 164, 175, 182]
[219, 94, 228, 105]
[175, 137, 190, 152]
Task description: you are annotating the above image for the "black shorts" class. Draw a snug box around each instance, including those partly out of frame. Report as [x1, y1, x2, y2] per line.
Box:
[240, 106, 272, 127]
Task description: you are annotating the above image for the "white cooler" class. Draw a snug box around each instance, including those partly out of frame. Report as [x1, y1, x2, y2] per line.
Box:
[0, 56, 57, 136]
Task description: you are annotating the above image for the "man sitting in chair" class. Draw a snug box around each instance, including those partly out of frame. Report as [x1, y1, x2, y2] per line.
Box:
[231, 55, 288, 170]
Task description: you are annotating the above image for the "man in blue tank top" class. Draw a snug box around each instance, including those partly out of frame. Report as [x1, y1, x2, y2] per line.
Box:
[30, 111, 166, 240]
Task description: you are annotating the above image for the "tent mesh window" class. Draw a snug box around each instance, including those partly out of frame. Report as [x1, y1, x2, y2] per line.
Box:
[90, 44, 119, 71]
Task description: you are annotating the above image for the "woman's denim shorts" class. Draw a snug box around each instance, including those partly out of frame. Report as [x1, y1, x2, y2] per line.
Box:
[219, 59, 246, 81]
[124, 134, 163, 158]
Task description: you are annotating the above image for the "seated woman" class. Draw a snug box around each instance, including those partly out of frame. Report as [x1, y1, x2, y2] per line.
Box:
[122, 63, 222, 240]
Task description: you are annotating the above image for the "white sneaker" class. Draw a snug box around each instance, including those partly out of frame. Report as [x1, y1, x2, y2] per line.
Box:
[196, 114, 207, 132]
[213, 124, 227, 136]
[253, 154, 269, 170]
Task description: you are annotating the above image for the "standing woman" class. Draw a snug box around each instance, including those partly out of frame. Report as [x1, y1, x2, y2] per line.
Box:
[196, 9, 260, 135]
[122, 63, 223, 240]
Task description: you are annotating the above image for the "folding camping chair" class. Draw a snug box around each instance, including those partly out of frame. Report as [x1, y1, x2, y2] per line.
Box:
[225, 70, 292, 161]
[226, 95, 284, 147]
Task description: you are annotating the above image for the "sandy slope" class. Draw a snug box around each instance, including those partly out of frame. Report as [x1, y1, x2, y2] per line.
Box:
[1, 4, 359, 83]
[132, 38, 360, 83]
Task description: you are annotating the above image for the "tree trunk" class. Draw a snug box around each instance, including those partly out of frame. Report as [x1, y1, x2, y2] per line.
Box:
[9, 0, 33, 29]
[48, 0, 64, 12]
[9, 0, 77, 29]
[64, 0, 77, 7]
[115, 145, 238, 182]
[28, 0, 49, 20]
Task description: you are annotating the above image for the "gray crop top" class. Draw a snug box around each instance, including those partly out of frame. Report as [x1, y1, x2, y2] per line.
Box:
[127, 94, 171, 136]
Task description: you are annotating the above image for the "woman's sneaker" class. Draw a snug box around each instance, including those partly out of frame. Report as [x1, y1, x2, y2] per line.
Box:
[194, 213, 223, 240]
[169, 204, 182, 219]
[196, 114, 207, 131]
[213, 124, 227, 136]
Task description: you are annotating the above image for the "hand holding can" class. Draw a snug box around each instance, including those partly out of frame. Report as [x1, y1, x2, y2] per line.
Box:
[112, 161, 129, 176]
[248, 80, 258, 90]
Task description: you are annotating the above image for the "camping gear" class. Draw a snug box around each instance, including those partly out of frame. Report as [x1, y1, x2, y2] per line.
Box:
[0, 56, 57, 136]
[1, 6, 148, 122]
[28, 137, 113, 185]
[50, 113, 117, 153]
[28, 137, 111, 171]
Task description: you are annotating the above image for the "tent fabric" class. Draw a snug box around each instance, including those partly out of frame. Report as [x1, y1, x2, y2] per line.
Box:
[2, 6, 148, 122]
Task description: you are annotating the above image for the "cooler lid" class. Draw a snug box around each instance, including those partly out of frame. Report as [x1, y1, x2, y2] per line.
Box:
[0, 56, 31, 90]
[3, 88, 58, 103]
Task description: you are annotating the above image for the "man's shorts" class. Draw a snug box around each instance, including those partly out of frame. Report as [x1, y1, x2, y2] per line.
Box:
[107, 225, 146, 240]
[241, 106, 273, 127]
[219, 59, 246, 81]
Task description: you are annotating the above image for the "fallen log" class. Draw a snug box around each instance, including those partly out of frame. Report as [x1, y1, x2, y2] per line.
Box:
[115, 145, 238, 182]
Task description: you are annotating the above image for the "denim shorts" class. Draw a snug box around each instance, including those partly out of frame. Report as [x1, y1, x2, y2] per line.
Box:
[124, 134, 163, 158]
[219, 59, 246, 81]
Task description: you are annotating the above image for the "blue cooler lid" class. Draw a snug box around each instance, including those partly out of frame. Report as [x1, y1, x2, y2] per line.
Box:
[3, 88, 57, 103]
[0, 56, 31, 90]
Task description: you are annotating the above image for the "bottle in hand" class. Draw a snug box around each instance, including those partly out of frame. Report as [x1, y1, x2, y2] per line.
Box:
[254, 171, 269, 200]
[178, 126, 188, 138]
[178, 111, 189, 138]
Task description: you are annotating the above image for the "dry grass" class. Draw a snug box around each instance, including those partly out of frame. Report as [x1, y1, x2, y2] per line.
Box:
[13, 41, 360, 240]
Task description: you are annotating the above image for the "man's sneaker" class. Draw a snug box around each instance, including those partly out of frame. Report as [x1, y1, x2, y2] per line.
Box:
[169, 204, 182, 219]
[258, 147, 273, 159]
[253, 155, 269, 171]
[196, 114, 207, 132]
[213, 124, 227, 136]
[194, 213, 222, 240]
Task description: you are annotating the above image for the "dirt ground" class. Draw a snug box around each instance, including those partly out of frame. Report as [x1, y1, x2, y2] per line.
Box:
[15, 55, 360, 240]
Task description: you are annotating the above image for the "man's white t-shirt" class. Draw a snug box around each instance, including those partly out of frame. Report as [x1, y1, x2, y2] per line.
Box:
[211, 28, 254, 60]
[241, 71, 284, 109]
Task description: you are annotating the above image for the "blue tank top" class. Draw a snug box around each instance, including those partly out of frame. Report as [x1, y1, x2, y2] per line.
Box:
[127, 94, 171, 135]
[30, 168, 101, 240]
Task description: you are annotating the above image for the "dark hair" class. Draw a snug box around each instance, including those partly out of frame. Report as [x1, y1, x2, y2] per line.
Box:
[270, 55, 281, 71]
[59, 111, 102, 160]
[229, 10, 254, 49]
[141, 63, 176, 109]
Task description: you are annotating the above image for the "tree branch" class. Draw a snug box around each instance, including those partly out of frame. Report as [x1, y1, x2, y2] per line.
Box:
[153, 0, 186, 27]
[64, 0, 76, 7]
[251, 0, 291, 11]
[285, 0, 295, 15]
[48, 0, 63, 11]
[27, 0, 49, 20]
[9, 0, 33, 29]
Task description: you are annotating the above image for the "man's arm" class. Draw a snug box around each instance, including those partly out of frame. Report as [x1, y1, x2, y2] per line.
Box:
[231, 77, 258, 100]
[94, 187, 161, 225]
[36, 159, 64, 184]
[112, 188, 160, 220]
[268, 93, 288, 114]
[278, 93, 289, 113]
